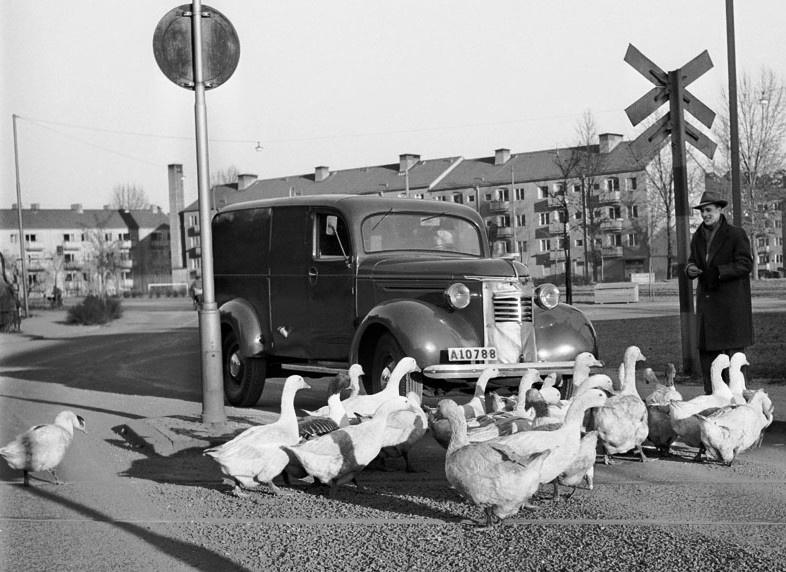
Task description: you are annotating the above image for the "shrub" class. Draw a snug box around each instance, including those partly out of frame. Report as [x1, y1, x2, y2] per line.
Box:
[65, 295, 124, 325]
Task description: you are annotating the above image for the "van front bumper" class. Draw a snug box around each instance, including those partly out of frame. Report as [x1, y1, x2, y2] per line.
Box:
[422, 360, 575, 380]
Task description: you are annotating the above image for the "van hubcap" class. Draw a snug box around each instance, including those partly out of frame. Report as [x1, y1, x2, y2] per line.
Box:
[229, 352, 242, 379]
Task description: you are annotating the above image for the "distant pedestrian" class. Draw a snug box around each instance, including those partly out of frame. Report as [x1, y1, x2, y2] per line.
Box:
[685, 191, 754, 394]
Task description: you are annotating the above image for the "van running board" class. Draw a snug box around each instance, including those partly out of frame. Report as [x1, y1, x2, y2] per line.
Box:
[280, 363, 347, 375]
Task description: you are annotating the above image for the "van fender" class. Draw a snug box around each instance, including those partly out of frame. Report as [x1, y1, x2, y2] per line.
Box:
[219, 298, 266, 357]
[350, 299, 480, 368]
[533, 303, 598, 361]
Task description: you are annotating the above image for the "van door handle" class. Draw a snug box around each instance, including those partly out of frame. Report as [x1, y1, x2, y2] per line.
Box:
[308, 267, 318, 284]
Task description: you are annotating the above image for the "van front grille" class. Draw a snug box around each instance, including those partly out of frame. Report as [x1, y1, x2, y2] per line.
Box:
[493, 293, 533, 323]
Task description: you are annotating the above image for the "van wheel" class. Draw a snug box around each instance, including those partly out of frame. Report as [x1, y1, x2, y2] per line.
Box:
[222, 329, 266, 407]
[370, 333, 423, 401]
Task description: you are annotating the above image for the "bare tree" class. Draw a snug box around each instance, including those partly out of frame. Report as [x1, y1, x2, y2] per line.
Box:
[573, 111, 607, 282]
[211, 166, 240, 187]
[110, 183, 150, 210]
[81, 214, 123, 298]
[716, 68, 786, 278]
[551, 147, 584, 303]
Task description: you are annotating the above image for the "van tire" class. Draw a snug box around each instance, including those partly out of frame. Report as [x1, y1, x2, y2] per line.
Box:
[370, 333, 423, 401]
[222, 329, 266, 407]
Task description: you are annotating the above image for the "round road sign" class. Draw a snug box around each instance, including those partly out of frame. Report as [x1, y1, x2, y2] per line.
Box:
[153, 4, 240, 90]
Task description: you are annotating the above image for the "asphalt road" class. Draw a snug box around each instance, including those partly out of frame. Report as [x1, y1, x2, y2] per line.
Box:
[1, 298, 785, 571]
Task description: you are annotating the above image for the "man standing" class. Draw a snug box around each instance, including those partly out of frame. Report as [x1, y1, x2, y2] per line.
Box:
[685, 191, 754, 394]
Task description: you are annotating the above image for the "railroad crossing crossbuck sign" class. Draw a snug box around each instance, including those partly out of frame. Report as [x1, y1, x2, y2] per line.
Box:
[624, 44, 716, 160]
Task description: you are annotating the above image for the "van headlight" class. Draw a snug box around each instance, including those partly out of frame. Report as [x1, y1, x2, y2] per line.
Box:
[445, 283, 471, 309]
[535, 283, 560, 309]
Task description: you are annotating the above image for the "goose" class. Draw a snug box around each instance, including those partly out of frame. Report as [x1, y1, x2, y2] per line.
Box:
[570, 352, 611, 394]
[302, 364, 365, 418]
[203, 375, 310, 496]
[377, 391, 429, 472]
[728, 352, 749, 404]
[0, 411, 86, 486]
[592, 345, 649, 464]
[644, 363, 681, 405]
[537, 373, 560, 405]
[557, 430, 599, 498]
[439, 399, 552, 528]
[298, 374, 353, 440]
[285, 396, 411, 496]
[460, 365, 503, 420]
[668, 354, 735, 461]
[696, 390, 774, 465]
[489, 388, 609, 502]
[342, 358, 420, 419]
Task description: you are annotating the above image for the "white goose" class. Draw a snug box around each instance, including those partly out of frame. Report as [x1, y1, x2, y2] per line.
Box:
[644, 363, 681, 405]
[302, 364, 365, 418]
[489, 388, 609, 502]
[0, 411, 87, 486]
[460, 365, 503, 420]
[696, 390, 774, 465]
[286, 396, 411, 496]
[298, 374, 353, 440]
[203, 375, 310, 496]
[377, 391, 429, 472]
[439, 398, 552, 528]
[668, 354, 735, 461]
[342, 358, 420, 419]
[538, 373, 561, 405]
[728, 352, 749, 404]
[592, 345, 649, 464]
[570, 352, 611, 394]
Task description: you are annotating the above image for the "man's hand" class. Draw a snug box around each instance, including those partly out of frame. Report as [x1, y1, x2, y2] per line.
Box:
[686, 263, 702, 279]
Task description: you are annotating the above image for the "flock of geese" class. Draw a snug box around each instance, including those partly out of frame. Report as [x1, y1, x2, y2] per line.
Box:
[0, 347, 775, 528]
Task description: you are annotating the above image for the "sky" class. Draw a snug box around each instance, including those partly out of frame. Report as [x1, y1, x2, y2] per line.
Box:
[2, 1, 785, 212]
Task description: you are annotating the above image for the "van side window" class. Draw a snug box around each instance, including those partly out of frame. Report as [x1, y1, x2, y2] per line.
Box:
[315, 213, 349, 258]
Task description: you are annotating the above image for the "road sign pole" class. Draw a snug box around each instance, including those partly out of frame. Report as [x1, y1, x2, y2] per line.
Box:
[191, 0, 226, 427]
[669, 70, 701, 377]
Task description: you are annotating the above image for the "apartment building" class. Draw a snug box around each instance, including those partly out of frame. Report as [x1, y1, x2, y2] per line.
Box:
[178, 134, 659, 282]
[0, 203, 171, 297]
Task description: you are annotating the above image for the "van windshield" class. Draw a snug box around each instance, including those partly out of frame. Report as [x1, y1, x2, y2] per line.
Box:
[362, 212, 483, 255]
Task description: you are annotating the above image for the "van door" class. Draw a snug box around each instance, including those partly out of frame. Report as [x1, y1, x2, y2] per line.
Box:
[269, 206, 311, 358]
[308, 210, 355, 360]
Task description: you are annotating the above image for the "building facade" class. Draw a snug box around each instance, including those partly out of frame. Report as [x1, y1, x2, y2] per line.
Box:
[0, 203, 171, 297]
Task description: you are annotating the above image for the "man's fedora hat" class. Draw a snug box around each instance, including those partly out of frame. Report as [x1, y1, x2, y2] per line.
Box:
[693, 191, 728, 209]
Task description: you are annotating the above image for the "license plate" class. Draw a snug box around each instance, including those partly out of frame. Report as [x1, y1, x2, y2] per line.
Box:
[448, 347, 498, 362]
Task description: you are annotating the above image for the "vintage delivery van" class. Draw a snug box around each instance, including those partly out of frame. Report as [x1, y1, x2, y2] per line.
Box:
[212, 194, 598, 406]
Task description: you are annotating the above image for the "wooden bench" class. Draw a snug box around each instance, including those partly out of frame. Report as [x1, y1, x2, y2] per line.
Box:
[593, 282, 639, 304]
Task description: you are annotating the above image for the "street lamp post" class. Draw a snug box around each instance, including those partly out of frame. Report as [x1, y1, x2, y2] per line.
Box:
[11, 114, 29, 317]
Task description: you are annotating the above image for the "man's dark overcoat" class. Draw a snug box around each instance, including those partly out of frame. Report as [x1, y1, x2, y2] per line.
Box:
[687, 214, 754, 351]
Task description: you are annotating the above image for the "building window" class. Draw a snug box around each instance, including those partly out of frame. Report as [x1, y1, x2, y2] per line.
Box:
[515, 214, 526, 227]
[10, 233, 18, 243]
[64, 253, 76, 263]
[452, 193, 463, 204]
[574, 210, 583, 221]
[775, 254, 783, 264]
[63, 233, 75, 242]
[467, 195, 475, 203]
[538, 212, 550, 225]
[556, 237, 566, 249]
[188, 215, 198, 226]
[610, 234, 623, 247]
[119, 232, 130, 241]
[774, 237, 783, 246]
[485, 193, 492, 201]
[608, 206, 621, 219]
[553, 183, 566, 196]
[538, 186, 549, 199]
[25, 233, 37, 243]
[758, 237, 769, 248]
[497, 188, 510, 201]
[626, 177, 638, 191]
[189, 236, 200, 248]
[517, 240, 527, 253]
[572, 184, 581, 193]
[627, 205, 639, 218]
[626, 233, 640, 247]
[515, 187, 525, 201]
[575, 238, 584, 247]
[605, 177, 620, 191]
[539, 239, 550, 252]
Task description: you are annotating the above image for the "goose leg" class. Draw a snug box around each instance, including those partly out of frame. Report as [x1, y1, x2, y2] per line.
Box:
[50, 468, 62, 485]
[602, 454, 617, 465]
[549, 480, 561, 502]
[636, 444, 650, 463]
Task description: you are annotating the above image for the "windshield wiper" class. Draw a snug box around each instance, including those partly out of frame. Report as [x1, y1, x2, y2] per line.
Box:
[371, 208, 394, 231]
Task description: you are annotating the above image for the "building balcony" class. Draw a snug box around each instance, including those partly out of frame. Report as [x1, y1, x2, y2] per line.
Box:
[24, 242, 44, 252]
[488, 200, 510, 213]
[601, 246, 623, 258]
[187, 226, 201, 236]
[119, 259, 133, 269]
[599, 191, 621, 203]
[118, 240, 132, 249]
[549, 220, 567, 234]
[547, 194, 566, 207]
[495, 226, 513, 238]
[64, 261, 83, 270]
[63, 242, 82, 251]
[600, 219, 623, 232]
[550, 250, 566, 262]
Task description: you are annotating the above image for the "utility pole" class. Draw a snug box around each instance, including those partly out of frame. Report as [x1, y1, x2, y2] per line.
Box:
[12, 114, 29, 318]
[510, 166, 518, 258]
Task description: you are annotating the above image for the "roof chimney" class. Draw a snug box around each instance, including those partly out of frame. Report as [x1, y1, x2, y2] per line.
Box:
[494, 148, 511, 165]
[315, 166, 330, 182]
[399, 153, 420, 173]
[599, 133, 623, 154]
[31, 203, 39, 211]
[71, 203, 83, 213]
[238, 173, 257, 190]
